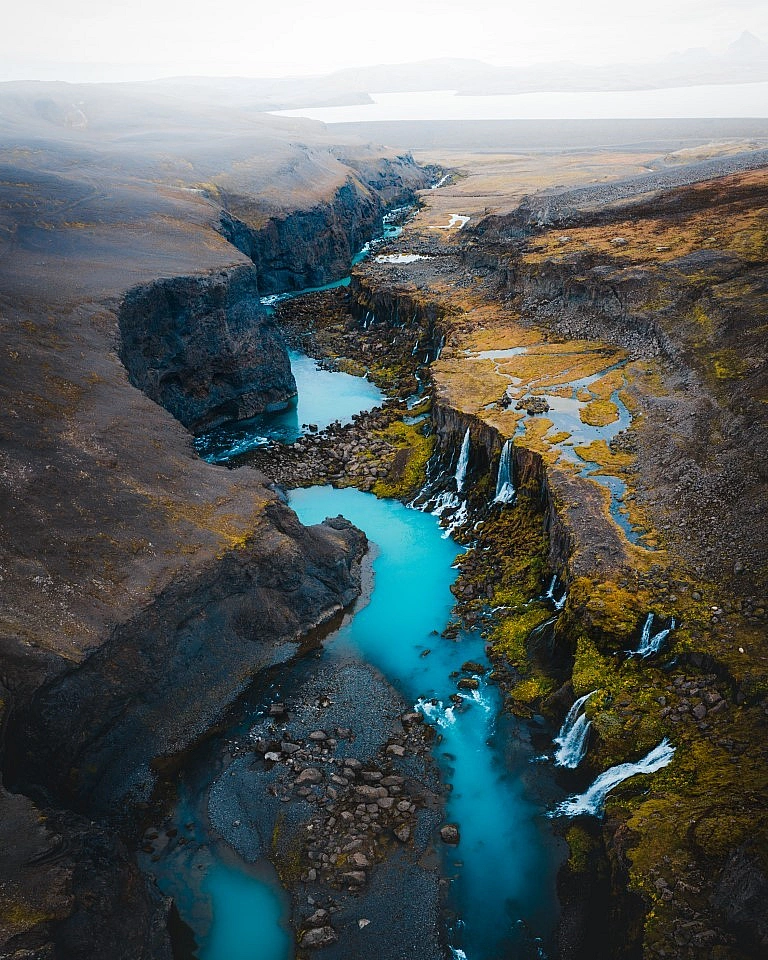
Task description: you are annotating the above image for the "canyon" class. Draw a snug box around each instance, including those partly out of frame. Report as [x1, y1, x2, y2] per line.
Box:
[0, 82, 766, 960]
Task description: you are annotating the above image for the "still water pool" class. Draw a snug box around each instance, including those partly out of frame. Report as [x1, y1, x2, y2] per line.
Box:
[194, 351, 383, 462]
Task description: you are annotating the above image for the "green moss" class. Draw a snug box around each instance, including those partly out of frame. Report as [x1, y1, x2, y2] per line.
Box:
[332, 357, 368, 377]
[492, 605, 553, 667]
[568, 577, 653, 650]
[372, 420, 435, 500]
[511, 673, 557, 706]
[0, 901, 58, 930]
[580, 398, 620, 427]
[476, 501, 549, 608]
[566, 825, 598, 874]
[710, 348, 748, 381]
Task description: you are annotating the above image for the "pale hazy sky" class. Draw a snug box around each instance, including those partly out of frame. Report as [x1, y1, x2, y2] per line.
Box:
[2, 0, 767, 82]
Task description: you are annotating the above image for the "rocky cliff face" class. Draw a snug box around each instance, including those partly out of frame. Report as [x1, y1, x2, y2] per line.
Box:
[118, 266, 296, 432]
[0, 787, 172, 960]
[350, 276, 448, 363]
[8, 506, 364, 816]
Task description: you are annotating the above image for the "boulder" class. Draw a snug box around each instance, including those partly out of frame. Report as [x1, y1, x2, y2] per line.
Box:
[302, 926, 338, 948]
[440, 824, 460, 845]
[295, 767, 323, 785]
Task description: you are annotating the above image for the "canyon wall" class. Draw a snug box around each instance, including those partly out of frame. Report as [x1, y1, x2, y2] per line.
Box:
[118, 266, 296, 432]
[221, 157, 430, 293]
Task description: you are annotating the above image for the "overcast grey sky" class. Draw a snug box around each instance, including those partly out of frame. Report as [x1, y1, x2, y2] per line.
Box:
[2, 0, 767, 82]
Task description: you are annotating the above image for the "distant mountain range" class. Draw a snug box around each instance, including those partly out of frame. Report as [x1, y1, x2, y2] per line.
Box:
[135, 31, 768, 111]
[2, 33, 765, 119]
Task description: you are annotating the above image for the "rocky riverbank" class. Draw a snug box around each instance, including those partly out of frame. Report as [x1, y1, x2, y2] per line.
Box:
[171, 658, 447, 960]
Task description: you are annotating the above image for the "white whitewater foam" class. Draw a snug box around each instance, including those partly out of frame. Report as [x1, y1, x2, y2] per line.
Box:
[633, 612, 675, 657]
[544, 575, 567, 610]
[415, 697, 457, 729]
[494, 439, 515, 503]
[553, 691, 596, 768]
[375, 253, 432, 264]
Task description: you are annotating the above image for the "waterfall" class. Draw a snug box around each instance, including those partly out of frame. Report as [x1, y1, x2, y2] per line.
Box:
[493, 439, 516, 503]
[633, 613, 675, 657]
[553, 691, 595, 768]
[455, 428, 471, 493]
[544, 575, 567, 610]
[552, 739, 676, 818]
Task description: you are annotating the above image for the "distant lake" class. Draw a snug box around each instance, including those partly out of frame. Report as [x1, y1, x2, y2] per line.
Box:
[271, 82, 768, 122]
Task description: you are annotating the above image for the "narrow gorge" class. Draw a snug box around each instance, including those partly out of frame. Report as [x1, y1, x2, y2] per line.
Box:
[1, 92, 766, 960]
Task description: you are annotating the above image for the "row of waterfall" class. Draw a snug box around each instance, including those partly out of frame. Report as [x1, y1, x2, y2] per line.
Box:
[549, 608, 679, 813]
[410, 423, 678, 824]
[553, 691, 595, 769]
[632, 612, 676, 657]
[412, 421, 520, 541]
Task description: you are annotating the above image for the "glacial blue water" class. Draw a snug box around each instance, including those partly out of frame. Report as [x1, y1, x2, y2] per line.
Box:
[201, 863, 291, 960]
[145, 487, 561, 960]
[159, 209, 562, 957]
[194, 212, 408, 463]
[144, 791, 292, 960]
[290, 488, 561, 958]
[194, 351, 383, 462]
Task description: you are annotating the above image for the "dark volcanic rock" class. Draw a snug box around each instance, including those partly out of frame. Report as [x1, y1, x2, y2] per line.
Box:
[0, 788, 171, 960]
[302, 925, 338, 948]
[439, 823, 460, 845]
[711, 844, 768, 947]
[118, 266, 296, 431]
[10, 504, 365, 814]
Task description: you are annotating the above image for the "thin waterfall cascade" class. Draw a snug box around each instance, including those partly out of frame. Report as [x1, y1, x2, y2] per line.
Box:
[633, 613, 676, 657]
[544, 575, 567, 611]
[552, 739, 676, 818]
[455, 428, 471, 493]
[431, 173, 451, 190]
[553, 691, 596, 768]
[494, 439, 516, 504]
